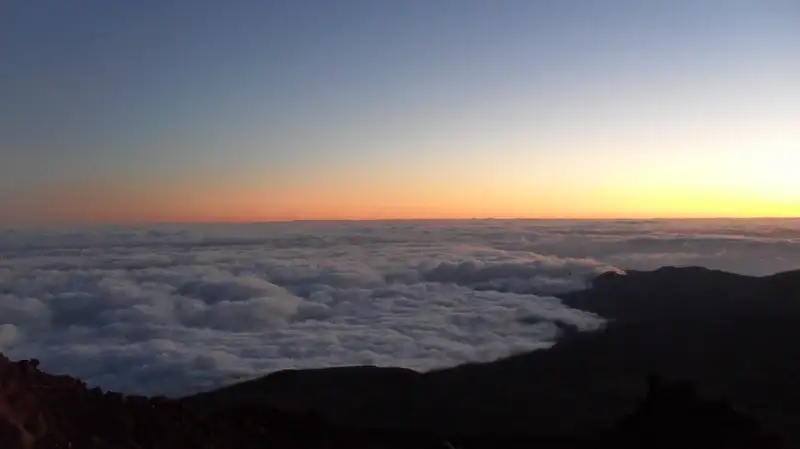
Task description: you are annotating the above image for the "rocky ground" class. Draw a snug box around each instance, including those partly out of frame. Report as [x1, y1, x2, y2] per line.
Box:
[0, 352, 783, 449]
[0, 354, 369, 449]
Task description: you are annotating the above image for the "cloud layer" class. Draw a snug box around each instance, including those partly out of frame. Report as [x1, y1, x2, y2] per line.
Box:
[0, 219, 798, 396]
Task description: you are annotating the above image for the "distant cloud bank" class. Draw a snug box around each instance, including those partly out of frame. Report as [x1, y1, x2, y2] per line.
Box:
[0, 219, 798, 396]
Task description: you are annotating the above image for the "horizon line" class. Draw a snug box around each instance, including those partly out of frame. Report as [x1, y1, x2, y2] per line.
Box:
[6, 215, 799, 229]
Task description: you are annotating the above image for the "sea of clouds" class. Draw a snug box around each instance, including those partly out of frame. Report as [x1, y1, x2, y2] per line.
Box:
[0, 218, 798, 396]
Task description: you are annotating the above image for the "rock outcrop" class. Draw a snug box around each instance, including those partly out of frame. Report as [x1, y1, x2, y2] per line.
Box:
[0, 352, 782, 448]
[0, 354, 335, 449]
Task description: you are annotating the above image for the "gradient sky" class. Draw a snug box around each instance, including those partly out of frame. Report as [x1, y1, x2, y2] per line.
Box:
[1, 0, 798, 224]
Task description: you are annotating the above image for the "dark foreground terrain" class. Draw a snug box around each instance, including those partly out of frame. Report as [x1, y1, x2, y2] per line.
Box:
[2, 266, 798, 448]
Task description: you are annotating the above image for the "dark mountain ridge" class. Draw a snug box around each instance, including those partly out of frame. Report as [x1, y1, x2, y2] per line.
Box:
[182, 266, 800, 445]
[0, 354, 779, 448]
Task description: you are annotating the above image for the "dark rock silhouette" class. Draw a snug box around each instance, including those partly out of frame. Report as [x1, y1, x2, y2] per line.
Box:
[0, 352, 780, 448]
[183, 266, 800, 445]
[603, 374, 782, 448]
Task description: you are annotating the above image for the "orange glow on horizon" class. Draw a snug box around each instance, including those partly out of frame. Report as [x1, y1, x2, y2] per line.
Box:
[14, 177, 798, 225]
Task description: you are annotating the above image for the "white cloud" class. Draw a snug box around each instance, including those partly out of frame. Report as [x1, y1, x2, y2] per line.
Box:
[0, 218, 797, 396]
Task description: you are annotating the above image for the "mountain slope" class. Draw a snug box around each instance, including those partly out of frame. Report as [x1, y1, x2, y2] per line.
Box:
[0, 353, 779, 448]
[181, 267, 800, 443]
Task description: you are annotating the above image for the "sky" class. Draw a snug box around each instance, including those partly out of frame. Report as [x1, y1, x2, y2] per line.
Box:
[1, 0, 798, 224]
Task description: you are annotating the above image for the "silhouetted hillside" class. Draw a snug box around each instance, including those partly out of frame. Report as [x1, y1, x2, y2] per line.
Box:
[0, 353, 780, 448]
[183, 266, 800, 445]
